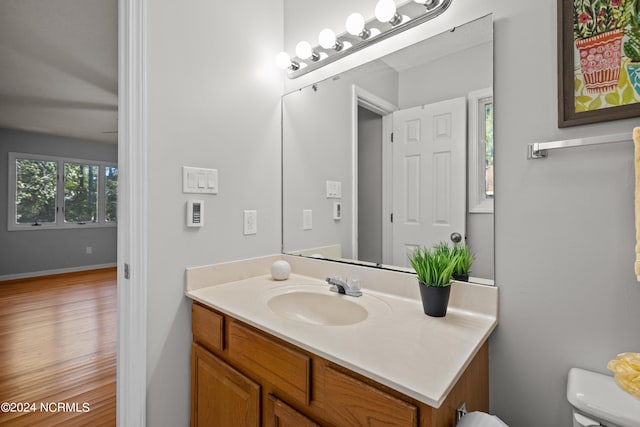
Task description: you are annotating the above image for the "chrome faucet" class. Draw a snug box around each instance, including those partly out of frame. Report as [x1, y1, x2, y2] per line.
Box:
[325, 276, 362, 297]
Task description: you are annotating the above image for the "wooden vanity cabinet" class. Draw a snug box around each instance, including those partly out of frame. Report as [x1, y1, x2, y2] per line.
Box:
[191, 343, 260, 427]
[265, 395, 320, 427]
[191, 302, 489, 427]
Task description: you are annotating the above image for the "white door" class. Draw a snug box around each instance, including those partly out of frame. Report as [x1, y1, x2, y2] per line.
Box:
[391, 97, 466, 267]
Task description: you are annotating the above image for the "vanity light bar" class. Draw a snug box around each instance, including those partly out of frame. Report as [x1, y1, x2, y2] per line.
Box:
[277, 0, 452, 79]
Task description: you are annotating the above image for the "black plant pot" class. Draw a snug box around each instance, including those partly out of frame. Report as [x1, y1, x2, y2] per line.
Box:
[419, 284, 451, 317]
[452, 273, 469, 282]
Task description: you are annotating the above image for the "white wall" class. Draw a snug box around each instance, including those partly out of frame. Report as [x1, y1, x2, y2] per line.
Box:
[0, 128, 117, 277]
[284, 1, 640, 426]
[146, 0, 283, 425]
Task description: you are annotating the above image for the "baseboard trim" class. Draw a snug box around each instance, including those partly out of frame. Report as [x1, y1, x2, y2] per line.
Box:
[0, 263, 117, 282]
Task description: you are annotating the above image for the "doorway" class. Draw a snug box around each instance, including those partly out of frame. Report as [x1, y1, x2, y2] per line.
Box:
[357, 106, 384, 264]
[351, 86, 396, 265]
[352, 87, 467, 268]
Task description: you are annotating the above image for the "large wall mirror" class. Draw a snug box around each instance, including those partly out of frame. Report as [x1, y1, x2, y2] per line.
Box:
[282, 14, 494, 284]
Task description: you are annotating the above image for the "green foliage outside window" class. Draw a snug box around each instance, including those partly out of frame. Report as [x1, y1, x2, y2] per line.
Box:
[105, 167, 118, 222]
[64, 163, 99, 223]
[484, 102, 494, 198]
[16, 159, 57, 224]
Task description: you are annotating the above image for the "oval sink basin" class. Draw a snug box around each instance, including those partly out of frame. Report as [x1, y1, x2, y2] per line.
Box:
[267, 291, 368, 326]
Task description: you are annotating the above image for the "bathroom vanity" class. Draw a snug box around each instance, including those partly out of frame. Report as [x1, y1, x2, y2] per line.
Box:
[186, 255, 498, 426]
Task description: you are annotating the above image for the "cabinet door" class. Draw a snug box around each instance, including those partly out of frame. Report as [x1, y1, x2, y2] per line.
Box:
[324, 366, 418, 427]
[265, 395, 320, 427]
[191, 343, 260, 427]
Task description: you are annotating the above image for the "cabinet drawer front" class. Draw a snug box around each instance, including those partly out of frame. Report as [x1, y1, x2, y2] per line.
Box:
[228, 321, 311, 404]
[324, 367, 418, 427]
[192, 303, 223, 352]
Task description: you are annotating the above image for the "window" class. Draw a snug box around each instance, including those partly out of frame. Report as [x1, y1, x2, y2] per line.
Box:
[105, 166, 118, 223]
[8, 153, 117, 230]
[15, 158, 58, 225]
[468, 88, 494, 213]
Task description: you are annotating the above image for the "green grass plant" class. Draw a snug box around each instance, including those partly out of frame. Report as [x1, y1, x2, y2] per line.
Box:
[409, 243, 459, 287]
[452, 243, 474, 277]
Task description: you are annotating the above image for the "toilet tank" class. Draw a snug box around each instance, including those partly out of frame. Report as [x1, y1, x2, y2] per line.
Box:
[567, 368, 640, 427]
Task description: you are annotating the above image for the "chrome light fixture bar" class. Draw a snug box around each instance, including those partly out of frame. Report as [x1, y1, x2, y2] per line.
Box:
[279, 0, 452, 79]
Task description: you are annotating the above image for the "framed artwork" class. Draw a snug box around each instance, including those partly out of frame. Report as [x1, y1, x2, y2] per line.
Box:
[558, 0, 640, 127]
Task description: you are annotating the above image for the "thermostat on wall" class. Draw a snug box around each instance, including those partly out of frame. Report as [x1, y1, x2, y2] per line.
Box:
[187, 200, 204, 227]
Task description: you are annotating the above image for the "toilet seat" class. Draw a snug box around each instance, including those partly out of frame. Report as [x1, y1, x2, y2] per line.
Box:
[456, 411, 509, 427]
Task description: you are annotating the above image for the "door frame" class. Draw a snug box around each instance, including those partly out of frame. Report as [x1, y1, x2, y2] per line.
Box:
[117, 0, 148, 425]
[350, 86, 396, 263]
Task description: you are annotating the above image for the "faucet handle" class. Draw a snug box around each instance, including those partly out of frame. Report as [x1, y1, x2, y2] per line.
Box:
[347, 277, 361, 292]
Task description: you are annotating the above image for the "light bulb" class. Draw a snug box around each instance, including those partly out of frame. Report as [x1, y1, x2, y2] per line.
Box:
[375, 0, 397, 23]
[275, 52, 299, 71]
[295, 41, 313, 60]
[318, 28, 343, 51]
[346, 13, 365, 36]
[275, 52, 292, 70]
[318, 28, 336, 49]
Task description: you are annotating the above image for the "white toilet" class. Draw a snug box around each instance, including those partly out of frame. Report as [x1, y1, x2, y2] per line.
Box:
[456, 411, 508, 427]
[567, 367, 640, 427]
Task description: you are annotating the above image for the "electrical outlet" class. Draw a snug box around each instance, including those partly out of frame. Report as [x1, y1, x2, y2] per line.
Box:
[86, 246, 93, 254]
[333, 202, 342, 220]
[303, 209, 313, 230]
[244, 210, 257, 235]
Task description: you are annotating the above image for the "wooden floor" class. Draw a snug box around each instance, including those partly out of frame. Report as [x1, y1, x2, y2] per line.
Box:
[0, 268, 116, 426]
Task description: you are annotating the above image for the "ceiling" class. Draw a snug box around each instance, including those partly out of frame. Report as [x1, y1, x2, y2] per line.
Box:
[0, 0, 118, 144]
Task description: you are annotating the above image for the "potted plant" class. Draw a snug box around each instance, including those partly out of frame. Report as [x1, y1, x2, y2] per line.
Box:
[451, 243, 474, 282]
[573, 0, 629, 93]
[409, 244, 459, 317]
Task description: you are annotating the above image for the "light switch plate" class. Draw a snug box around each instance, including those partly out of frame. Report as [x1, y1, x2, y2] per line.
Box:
[326, 180, 342, 198]
[243, 210, 257, 235]
[183, 166, 218, 194]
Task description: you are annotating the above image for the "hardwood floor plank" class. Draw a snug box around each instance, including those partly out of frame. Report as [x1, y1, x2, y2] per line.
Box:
[0, 268, 116, 426]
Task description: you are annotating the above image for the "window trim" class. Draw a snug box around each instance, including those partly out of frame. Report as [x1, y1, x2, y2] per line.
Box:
[8, 152, 117, 231]
[468, 87, 494, 214]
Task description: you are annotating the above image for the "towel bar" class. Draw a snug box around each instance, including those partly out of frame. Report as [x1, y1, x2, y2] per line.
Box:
[527, 132, 631, 159]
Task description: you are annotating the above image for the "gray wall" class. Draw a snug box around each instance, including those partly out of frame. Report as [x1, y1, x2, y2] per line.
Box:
[284, 1, 640, 426]
[398, 42, 494, 280]
[358, 106, 383, 264]
[146, 1, 283, 425]
[282, 62, 398, 258]
[398, 42, 493, 107]
[282, 79, 355, 257]
[0, 128, 117, 277]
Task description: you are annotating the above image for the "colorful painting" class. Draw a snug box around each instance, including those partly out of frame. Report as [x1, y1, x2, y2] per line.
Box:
[559, 0, 640, 126]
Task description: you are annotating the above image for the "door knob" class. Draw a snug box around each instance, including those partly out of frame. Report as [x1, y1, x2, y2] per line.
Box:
[450, 232, 462, 243]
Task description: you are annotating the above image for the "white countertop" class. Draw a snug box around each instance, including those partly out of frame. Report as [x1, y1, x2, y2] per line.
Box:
[186, 261, 498, 409]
